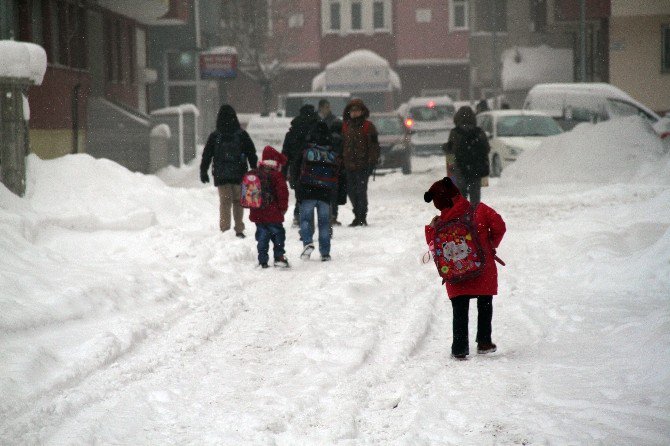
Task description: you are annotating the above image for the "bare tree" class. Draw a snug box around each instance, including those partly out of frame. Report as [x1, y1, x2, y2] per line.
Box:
[219, 0, 302, 114]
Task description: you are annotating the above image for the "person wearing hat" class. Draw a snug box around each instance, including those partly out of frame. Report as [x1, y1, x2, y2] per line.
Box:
[282, 104, 320, 227]
[249, 146, 290, 268]
[424, 177, 506, 360]
[201, 104, 258, 237]
[342, 98, 380, 227]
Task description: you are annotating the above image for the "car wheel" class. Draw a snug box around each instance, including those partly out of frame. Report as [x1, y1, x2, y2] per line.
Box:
[402, 156, 412, 175]
[491, 154, 502, 177]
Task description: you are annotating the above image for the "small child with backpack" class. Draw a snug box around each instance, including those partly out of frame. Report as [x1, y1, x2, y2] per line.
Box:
[423, 177, 506, 360]
[242, 146, 290, 268]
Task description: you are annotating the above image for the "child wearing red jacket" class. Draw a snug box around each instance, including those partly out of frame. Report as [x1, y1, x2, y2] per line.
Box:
[249, 146, 290, 268]
[424, 177, 506, 360]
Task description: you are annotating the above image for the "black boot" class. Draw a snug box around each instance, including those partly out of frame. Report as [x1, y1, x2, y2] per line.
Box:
[349, 218, 362, 227]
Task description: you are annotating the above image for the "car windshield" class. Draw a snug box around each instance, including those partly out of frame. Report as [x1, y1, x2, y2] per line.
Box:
[496, 115, 563, 137]
[409, 105, 454, 122]
[371, 116, 403, 135]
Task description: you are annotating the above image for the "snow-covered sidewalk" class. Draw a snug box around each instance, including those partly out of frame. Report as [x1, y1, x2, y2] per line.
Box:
[1, 118, 669, 444]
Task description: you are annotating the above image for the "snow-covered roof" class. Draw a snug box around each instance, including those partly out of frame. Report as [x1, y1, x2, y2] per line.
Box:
[200, 46, 238, 55]
[325, 49, 389, 69]
[314, 50, 400, 92]
[0, 40, 47, 85]
[501, 45, 573, 92]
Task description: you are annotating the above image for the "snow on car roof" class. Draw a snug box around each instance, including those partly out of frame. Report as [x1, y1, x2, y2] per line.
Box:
[479, 110, 554, 117]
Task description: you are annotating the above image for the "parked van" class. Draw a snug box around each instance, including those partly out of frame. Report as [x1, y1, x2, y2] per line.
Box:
[523, 83, 660, 131]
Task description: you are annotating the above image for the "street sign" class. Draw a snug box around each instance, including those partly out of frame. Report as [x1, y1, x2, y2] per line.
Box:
[199, 52, 237, 79]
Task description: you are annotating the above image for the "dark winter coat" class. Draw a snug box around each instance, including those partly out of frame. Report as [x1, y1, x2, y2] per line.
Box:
[201, 105, 258, 186]
[444, 106, 490, 179]
[296, 122, 339, 203]
[320, 112, 339, 130]
[425, 194, 506, 298]
[342, 99, 380, 172]
[282, 104, 320, 188]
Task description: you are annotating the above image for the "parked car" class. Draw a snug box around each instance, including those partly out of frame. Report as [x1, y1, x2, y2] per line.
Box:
[477, 110, 563, 177]
[369, 112, 412, 174]
[523, 83, 660, 130]
[402, 95, 455, 155]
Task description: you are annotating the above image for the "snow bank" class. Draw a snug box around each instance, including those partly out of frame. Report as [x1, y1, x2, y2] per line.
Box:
[501, 116, 670, 186]
[501, 45, 573, 91]
[0, 40, 47, 85]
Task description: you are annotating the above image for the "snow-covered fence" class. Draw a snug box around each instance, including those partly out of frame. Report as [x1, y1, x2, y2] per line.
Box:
[0, 41, 47, 197]
[150, 104, 199, 168]
[149, 124, 171, 173]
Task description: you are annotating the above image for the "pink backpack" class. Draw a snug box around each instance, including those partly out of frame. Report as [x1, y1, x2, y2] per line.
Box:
[430, 209, 485, 284]
[240, 170, 273, 209]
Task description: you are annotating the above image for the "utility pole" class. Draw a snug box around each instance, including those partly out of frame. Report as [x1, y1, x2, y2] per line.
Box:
[579, 0, 586, 82]
[491, 0, 499, 106]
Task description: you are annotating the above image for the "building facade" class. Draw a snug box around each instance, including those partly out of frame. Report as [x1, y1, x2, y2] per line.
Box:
[609, 0, 670, 114]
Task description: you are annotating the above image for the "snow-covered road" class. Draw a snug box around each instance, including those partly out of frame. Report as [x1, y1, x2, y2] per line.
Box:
[2, 117, 670, 444]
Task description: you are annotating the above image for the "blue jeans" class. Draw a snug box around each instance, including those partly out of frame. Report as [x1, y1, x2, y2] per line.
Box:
[255, 223, 286, 264]
[299, 199, 331, 256]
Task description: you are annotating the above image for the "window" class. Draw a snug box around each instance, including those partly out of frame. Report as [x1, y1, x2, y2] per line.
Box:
[474, 0, 506, 32]
[330, 1, 341, 30]
[115, 20, 123, 81]
[530, 0, 547, 33]
[0, 1, 19, 39]
[128, 25, 135, 84]
[449, 0, 469, 31]
[322, 0, 391, 34]
[351, 1, 362, 30]
[31, 0, 44, 45]
[373, 1, 385, 29]
[288, 13, 304, 28]
[416, 9, 432, 23]
[663, 25, 670, 73]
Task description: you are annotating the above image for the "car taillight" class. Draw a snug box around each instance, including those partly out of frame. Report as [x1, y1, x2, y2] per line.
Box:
[404, 118, 414, 129]
[427, 100, 435, 108]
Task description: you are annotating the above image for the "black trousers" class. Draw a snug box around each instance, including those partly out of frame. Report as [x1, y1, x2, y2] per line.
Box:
[346, 169, 370, 220]
[450, 295, 493, 356]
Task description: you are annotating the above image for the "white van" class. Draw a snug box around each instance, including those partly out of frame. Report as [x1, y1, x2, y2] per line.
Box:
[523, 83, 660, 131]
[402, 95, 455, 155]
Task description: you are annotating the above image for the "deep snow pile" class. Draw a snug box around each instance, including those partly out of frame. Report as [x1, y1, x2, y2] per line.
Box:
[501, 116, 670, 186]
[1, 119, 669, 444]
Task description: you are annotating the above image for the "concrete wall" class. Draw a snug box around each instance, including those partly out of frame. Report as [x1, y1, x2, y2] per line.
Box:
[609, 14, 670, 113]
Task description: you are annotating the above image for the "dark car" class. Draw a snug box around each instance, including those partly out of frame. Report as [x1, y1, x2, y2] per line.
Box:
[369, 113, 412, 175]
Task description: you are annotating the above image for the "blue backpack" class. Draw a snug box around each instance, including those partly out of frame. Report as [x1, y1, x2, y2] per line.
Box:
[300, 143, 340, 190]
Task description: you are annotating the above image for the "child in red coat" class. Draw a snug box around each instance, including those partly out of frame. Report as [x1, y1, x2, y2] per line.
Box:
[424, 177, 506, 360]
[249, 146, 290, 268]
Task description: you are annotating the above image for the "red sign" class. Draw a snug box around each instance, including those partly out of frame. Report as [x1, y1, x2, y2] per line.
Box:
[200, 53, 237, 79]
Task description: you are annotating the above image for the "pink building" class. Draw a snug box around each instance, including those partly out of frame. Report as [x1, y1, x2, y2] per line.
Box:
[225, 0, 472, 113]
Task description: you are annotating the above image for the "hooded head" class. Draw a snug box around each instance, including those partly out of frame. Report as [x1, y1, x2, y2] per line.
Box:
[260, 145, 288, 171]
[291, 104, 319, 129]
[310, 121, 333, 146]
[343, 99, 370, 122]
[423, 177, 461, 210]
[453, 105, 476, 129]
[216, 104, 241, 134]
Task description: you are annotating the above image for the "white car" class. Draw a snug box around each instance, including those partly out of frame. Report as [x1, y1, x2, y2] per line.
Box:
[477, 110, 563, 177]
[402, 96, 455, 155]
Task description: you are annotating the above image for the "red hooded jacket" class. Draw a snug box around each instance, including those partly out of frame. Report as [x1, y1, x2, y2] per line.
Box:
[425, 194, 506, 298]
[249, 146, 289, 224]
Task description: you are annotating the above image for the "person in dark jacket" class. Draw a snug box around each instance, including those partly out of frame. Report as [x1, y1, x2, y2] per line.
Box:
[249, 146, 290, 269]
[201, 104, 258, 237]
[281, 104, 320, 227]
[443, 106, 490, 208]
[342, 99, 380, 227]
[329, 120, 346, 227]
[297, 122, 339, 262]
[318, 99, 339, 130]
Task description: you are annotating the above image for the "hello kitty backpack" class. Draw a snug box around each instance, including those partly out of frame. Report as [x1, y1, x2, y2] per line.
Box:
[430, 208, 486, 284]
[240, 169, 273, 209]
